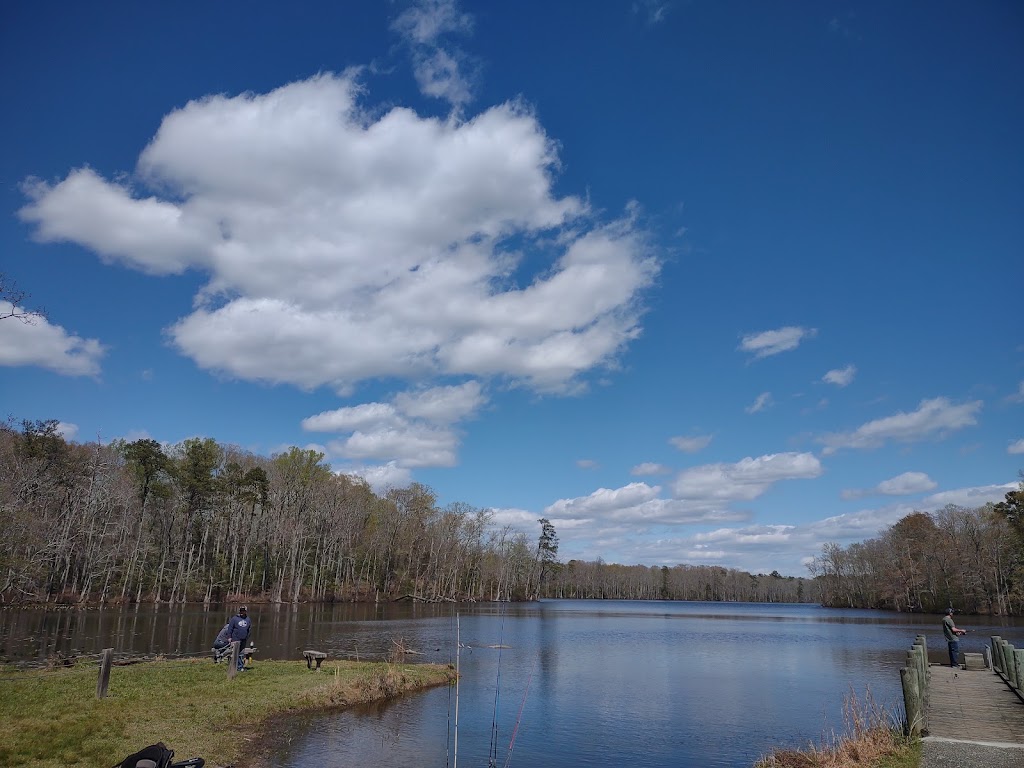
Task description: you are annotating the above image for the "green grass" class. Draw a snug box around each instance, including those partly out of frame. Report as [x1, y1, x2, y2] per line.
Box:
[873, 740, 921, 768]
[0, 658, 455, 768]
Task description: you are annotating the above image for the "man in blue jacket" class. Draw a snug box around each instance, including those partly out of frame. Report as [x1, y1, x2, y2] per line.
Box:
[227, 606, 252, 671]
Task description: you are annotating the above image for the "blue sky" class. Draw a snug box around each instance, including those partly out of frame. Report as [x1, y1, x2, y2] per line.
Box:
[1, 1, 1021, 576]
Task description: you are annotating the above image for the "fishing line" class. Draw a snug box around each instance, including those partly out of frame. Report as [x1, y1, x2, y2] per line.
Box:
[445, 607, 455, 768]
[488, 601, 507, 768]
[501, 655, 537, 768]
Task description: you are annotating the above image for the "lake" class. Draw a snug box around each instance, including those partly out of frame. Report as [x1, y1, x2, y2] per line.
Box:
[3, 601, 1022, 767]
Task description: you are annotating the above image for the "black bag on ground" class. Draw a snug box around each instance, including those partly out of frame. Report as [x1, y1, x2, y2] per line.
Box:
[114, 742, 174, 768]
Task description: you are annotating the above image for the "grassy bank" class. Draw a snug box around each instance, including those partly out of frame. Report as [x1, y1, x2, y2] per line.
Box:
[0, 657, 456, 768]
[754, 690, 920, 768]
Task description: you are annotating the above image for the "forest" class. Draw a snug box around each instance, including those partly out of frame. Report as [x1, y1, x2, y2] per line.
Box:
[810, 485, 1024, 615]
[2, 418, 1019, 612]
[0, 419, 814, 606]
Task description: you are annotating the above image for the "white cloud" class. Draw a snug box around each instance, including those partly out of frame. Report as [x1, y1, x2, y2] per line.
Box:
[921, 483, 1017, 509]
[745, 392, 773, 414]
[841, 471, 937, 500]
[392, 0, 472, 46]
[305, 381, 487, 471]
[1009, 439, 1024, 455]
[330, 424, 459, 468]
[739, 326, 816, 359]
[631, 462, 672, 476]
[533, 482, 753, 533]
[691, 524, 796, 546]
[55, 422, 79, 440]
[820, 397, 982, 454]
[632, 0, 671, 25]
[822, 365, 856, 387]
[669, 434, 712, 453]
[392, 0, 476, 106]
[394, 381, 484, 423]
[21, 75, 660, 396]
[303, 402, 402, 433]
[343, 462, 413, 494]
[672, 452, 823, 506]
[576, 459, 599, 469]
[0, 302, 106, 376]
[874, 471, 937, 495]
[1005, 381, 1024, 404]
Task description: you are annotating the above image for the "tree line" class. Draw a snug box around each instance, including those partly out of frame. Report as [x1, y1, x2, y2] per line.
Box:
[0, 419, 817, 606]
[809, 484, 1024, 615]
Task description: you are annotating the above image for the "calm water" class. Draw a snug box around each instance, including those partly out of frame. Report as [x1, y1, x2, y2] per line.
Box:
[4, 601, 1023, 767]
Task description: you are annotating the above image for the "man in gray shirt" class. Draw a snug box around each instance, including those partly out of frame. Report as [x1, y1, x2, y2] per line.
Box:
[943, 607, 966, 667]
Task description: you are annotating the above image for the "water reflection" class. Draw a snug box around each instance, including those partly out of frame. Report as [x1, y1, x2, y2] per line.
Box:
[3, 601, 1023, 767]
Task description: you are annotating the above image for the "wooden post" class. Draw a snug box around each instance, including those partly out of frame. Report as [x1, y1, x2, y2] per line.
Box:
[991, 637, 1003, 672]
[96, 648, 113, 699]
[900, 666, 922, 739]
[228, 641, 240, 680]
[1006, 644, 1018, 689]
[912, 642, 927, 692]
[916, 634, 928, 666]
[1014, 650, 1024, 691]
[1001, 641, 1012, 681]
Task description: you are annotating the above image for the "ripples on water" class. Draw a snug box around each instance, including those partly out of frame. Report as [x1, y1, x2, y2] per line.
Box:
[4, 601, 1023, 767]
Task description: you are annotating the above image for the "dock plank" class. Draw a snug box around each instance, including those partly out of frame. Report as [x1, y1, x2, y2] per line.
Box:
[926, 665, 1024, 743]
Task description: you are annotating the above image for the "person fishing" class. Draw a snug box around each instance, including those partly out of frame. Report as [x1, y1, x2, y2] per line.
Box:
[942, 607, 967, 668]
[211, 622, 231, 662]
[226, 606, 252, 672]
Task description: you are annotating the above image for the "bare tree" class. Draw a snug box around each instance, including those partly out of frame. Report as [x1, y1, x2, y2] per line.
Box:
[0, 274, 45, 324]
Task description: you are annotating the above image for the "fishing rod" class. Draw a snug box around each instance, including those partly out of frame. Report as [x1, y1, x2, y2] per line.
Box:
[501, 655, 537, 768]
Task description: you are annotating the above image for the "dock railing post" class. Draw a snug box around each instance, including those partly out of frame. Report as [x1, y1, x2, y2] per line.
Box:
[1006, 643, 1019, 689]
[96, 648, 113, 699]
[912, 641, 927, 700]
[1001, 641, 1012, 682]
[228, 641, 239, 680]
[900, 665, 922, 739]
[991, 636, 1003, 673]
[1014, 650, 1024, 691]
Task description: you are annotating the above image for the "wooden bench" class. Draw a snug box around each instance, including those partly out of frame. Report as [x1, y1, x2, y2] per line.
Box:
[303, 650, 327, 670]
[963, 652, 985, 671]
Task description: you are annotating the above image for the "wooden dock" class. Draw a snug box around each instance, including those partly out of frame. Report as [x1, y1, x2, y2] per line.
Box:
[926, 665, 1024, 743]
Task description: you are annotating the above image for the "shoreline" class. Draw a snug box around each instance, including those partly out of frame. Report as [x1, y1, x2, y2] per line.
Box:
[0, 658, 456, 768]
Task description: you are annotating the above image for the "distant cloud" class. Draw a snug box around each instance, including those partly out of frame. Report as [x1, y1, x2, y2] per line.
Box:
[841, 471, 937, 500]
[392, 0, 476, 106]
[304, 381, 485, 469]
[1009, 439, 1024, 455]
[820, 397, 982, 454]
[631, 462, 672, 476]
[922, 482, 1017, 509]
[632, 0, 671, 25]
[343, 461, 413, 494]
[0, 302, 105, 376]
[545, 482, 751, 526]
[21, 74, 660, 395]
[672, 452, 823, 507]
[691, 524, 795, 546]
[745, 392, 773, 414]
[739, 326, 816, 359]
[576, 458, 599, 469]
[669, 434, 712, 453]
[55, 422, 79, 440]
[822, 364, 856, 387]
[1007, 382, 1024, 404]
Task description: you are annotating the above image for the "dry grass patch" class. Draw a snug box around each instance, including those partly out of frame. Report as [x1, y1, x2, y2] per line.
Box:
[756, 689, 919, 768]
